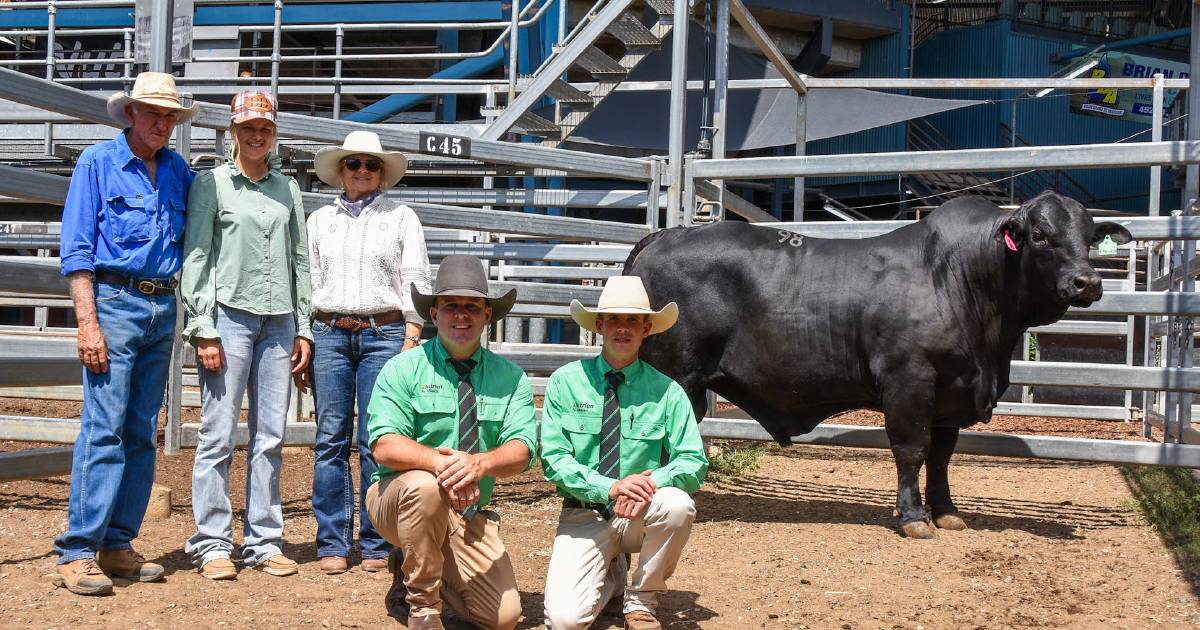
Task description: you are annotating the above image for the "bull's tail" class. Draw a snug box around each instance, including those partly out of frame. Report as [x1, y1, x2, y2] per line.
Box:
[622, 226, 687, 274]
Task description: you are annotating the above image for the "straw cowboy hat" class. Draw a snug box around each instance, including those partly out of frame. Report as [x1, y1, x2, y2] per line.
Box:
[315, 130, 408, 190]
[107, 72, 198, 128]
[570, 276, 678, 335]
[411, 255, 517, 321]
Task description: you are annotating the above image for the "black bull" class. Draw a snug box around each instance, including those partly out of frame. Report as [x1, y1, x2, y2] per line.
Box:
[623, 192, 1132, 538]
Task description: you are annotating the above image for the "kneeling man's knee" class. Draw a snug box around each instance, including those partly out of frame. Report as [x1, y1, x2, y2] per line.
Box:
[543, 604, 592, 630]
[652, 486, 696, 527]
[398, 470, 445, 514]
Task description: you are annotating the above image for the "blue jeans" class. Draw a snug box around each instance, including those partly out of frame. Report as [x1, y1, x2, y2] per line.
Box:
[311, 318, 405, 560]
[54, 282, 176, 563]
[184, 304, 296, 568]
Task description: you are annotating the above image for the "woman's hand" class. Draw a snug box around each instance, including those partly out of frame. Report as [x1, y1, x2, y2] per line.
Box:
[291, 337, 312, 374]
[196, 339, 225, 372]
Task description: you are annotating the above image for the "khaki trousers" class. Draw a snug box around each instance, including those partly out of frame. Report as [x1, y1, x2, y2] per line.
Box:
[542, 487, 696, 630]
[365, 470, 521, 630]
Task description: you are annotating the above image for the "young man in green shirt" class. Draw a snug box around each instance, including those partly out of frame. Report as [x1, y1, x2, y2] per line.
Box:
[364, 255, 536, 630]
[541, 276, 709, 630]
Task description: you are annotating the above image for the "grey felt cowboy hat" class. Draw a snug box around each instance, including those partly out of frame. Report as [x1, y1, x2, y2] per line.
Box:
[411, 255, 517, 320]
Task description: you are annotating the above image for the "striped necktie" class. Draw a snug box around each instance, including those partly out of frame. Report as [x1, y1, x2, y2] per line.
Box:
[599, 370, 625, 478]
[451, 359, 479, 454]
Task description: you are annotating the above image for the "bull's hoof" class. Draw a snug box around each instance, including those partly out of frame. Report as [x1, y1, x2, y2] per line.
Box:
[933, 513, 968, 531]
[900, 520, 938, 539]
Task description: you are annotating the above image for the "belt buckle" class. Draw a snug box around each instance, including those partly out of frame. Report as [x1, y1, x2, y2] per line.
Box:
[136, 280, 156, 295]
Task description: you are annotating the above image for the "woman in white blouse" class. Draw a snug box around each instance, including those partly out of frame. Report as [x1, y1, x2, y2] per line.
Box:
[306, 130, 432, 574]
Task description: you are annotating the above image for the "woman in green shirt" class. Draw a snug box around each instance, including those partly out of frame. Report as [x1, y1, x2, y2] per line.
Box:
[180, 90, 313, 580]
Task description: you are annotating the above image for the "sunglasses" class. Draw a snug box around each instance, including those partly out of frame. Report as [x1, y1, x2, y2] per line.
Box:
[343, 158, 382, 172]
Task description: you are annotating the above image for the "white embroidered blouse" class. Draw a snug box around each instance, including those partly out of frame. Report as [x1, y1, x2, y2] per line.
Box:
[306, 195, 432, 323]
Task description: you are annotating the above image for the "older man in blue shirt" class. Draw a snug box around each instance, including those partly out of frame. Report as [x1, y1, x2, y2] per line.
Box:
[52, 72, 196, 596]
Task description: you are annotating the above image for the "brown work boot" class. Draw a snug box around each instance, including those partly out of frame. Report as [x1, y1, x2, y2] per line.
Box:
[54, 559, 113, 596]
[360, 557, 388, 572]
[384, 549, 409, 621]
[318, 556, 348, 575]
[200, 558, 238, 580]
[624, 610, 662, 630]
[96, 548, 164, 582]
[407, 612, 445, 630]
[255, 554, 298, 577]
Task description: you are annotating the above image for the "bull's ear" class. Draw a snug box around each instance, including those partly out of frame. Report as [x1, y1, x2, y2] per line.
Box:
[996, 214, 1024, 246]
[1091, 222, 1133, 246]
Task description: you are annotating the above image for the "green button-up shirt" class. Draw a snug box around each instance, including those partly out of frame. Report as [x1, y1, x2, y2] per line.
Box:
[367, 337, 538, 507]
[540, 354, 708, 505]
[180, 157, 313, 342]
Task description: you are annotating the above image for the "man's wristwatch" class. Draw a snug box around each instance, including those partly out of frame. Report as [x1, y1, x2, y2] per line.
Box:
[404, 336, 421, 344]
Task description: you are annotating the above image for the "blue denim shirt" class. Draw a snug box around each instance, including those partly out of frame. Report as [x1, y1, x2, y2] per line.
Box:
[59, 131, 194, 279]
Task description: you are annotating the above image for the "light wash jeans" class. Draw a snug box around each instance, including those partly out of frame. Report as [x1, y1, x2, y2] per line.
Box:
[54, 281, 176, 563]
[185, 304, 295, 568]
[310, 318, 404, 560]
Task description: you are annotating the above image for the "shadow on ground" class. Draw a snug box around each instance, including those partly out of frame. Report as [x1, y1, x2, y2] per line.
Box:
[698, 474, 1137, 539]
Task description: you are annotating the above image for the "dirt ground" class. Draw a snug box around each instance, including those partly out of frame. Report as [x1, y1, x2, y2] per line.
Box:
[2, 402, 1199, 629]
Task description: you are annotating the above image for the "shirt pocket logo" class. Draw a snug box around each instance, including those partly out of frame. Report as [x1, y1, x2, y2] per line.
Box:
[107, 194, 152, 244]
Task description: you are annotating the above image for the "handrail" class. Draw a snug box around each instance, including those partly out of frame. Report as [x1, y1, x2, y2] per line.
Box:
[186, 0, 554, 64]
[999, 121, 1101, 205]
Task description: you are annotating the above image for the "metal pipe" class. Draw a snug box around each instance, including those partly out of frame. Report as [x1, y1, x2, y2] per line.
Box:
[666, 0, 689, 227]
[711, 0, 729, 216]
[237, 3, 545, 33]
[0, 27, 132, 36]
[43, 0, 55, 155]
[148, 0, 172, 73]
[557, 0, 566, 43]
[7, 0, 132, 7]
[1058, 27, 1191, 61]
[1145, 72, 1165, 438]
[727, 0, 805, 94]
[122, 28, 132, 85]
[794, 92, 806, 219]
[0, 58, 137, 66]
[332, 24, 344, 119]
[692, 141, 1200, 180]
[507, 0, 519, 104]
[270, 0, 283, 99]
[1125, 244, 1136, 421]
[1009, 96, 1017, 204]
[1178, 2, 1200, 443]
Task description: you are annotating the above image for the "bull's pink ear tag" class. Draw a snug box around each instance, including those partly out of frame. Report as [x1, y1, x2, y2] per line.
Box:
[1003, 230, 1019, 252]
[1097, 235, 1118, 256]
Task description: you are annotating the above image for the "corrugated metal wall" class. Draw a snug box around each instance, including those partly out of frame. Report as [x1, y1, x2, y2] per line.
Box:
[913, 20, 1178, 213]
[807, 4, 910, 187]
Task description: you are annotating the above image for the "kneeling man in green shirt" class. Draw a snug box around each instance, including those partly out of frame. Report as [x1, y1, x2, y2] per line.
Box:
[541, 276, 709, 630]
[364, 255, 536, 630]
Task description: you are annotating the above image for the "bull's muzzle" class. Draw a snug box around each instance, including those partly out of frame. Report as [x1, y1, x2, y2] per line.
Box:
[1066, 270, 1103, 304]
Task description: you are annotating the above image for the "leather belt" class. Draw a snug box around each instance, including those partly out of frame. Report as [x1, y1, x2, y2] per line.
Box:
[314, 310, 404, 332]
[94, 269, 177, 296]
[563, 497, 614, 520]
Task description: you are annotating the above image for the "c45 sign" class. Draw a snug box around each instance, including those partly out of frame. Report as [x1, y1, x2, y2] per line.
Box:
[418, 132, 471, 158]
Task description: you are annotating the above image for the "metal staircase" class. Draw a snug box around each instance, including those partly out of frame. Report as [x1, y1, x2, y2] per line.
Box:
[480, 0, 677, 146]
[907, 118, 1015, 206]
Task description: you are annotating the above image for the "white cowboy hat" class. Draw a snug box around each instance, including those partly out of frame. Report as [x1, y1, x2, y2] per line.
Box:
[570, 276, 678, 335]
[315, 130, 408, 190]
[106, 72, 198, 128]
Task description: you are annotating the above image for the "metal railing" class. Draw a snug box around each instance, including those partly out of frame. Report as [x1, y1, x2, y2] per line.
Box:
[1, 3, 1199, 474]
[0, 0, 563, 117]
